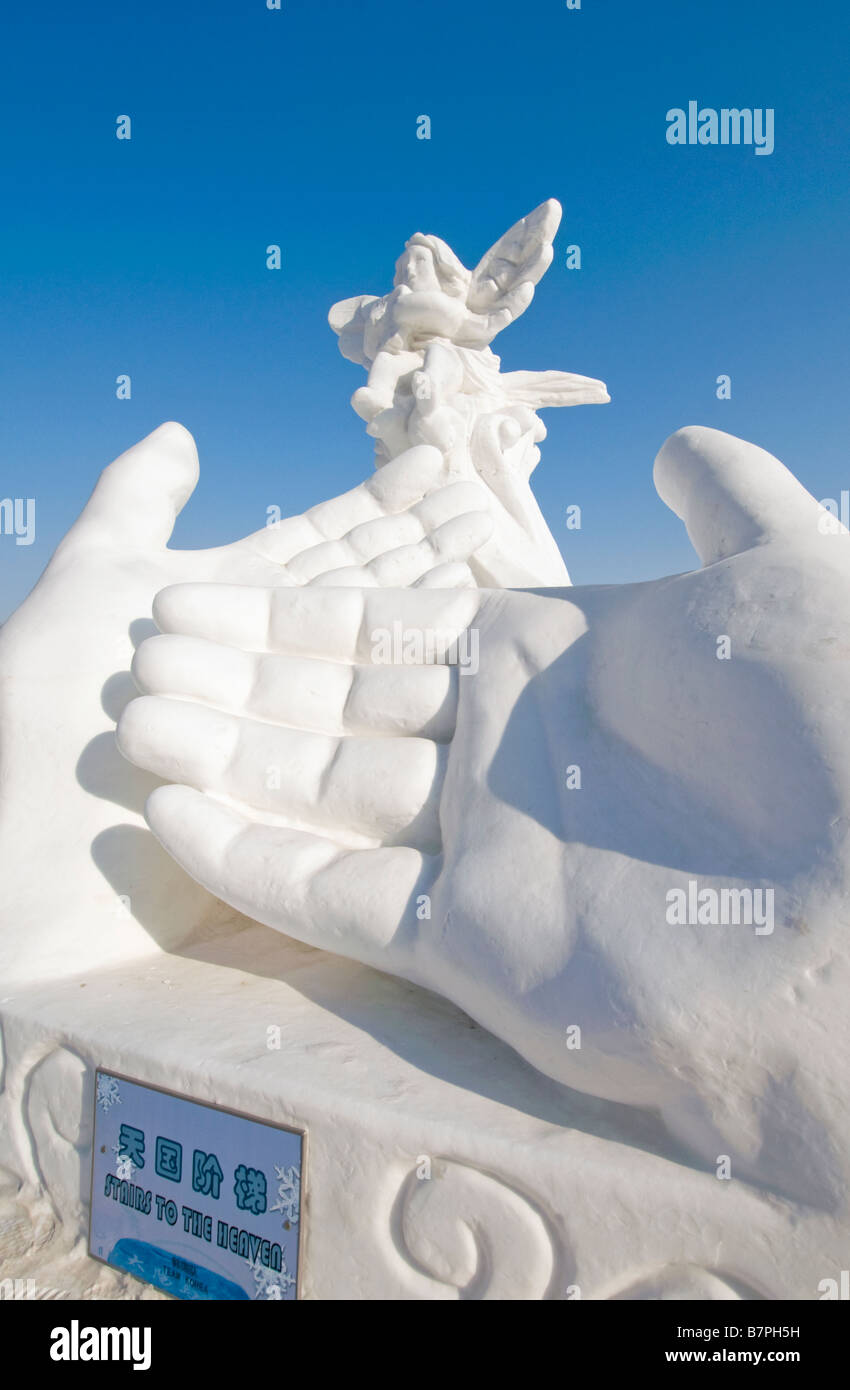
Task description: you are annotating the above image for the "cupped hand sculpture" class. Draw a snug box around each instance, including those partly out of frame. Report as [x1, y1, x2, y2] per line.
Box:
[1, 198, 609, 987]
[0, 424, 506, 984]
[118, 426, 850, 1204]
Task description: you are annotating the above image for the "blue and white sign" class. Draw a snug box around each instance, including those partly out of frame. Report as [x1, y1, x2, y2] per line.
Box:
[89, 1071, 304, 1300]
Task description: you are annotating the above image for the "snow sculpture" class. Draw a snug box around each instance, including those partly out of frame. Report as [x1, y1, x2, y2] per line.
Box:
[0, 428, 530, 986]
[329, 199, 608, 585]
[119, 423, 850, 1213]
[0, 201, 600, 988]
[4, 198, 846, 1302]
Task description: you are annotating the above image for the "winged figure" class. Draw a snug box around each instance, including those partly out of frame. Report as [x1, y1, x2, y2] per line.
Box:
[328, 200, 609, 585]
[329, 199, 608, 425]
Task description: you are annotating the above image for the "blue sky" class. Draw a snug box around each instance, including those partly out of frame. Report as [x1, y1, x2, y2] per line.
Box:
[1, 0, 849, 618]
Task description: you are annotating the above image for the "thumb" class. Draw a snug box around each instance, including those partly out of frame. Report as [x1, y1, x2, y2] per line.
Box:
[56, 422, 199, 558]
[654, 426, 825, 566]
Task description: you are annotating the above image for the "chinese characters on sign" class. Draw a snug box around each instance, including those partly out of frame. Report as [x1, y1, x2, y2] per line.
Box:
[90, 1071, 304, 1300]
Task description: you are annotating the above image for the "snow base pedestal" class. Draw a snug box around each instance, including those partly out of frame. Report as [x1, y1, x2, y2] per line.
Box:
[0, 920, 828, 1301]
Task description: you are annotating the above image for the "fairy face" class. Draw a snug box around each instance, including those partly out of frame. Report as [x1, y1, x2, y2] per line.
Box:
[394, 244, 441, 292]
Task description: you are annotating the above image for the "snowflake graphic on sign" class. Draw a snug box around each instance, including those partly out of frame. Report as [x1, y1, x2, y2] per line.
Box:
[96, 1074, 122, 1112]
[270, 1163, 300, 1228]
[245, 1255, 296, 1301]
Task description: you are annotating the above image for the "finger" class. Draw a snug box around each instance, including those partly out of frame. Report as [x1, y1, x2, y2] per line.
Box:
[132, 634, 459, 740]
[117, 695, 445, 851]
[309, 444, 448, 536]
[413, 561, 476, 588]
[275, 490, 493, 585]
[307, 557, 478, 590]
[144, 784, 436, 976]
[411, 480, 493, 530]
[57, 422, 198, 557]
[294, 564, 383, 588]
[353, 481, 494, 554]
[308, 513, 491, 588]
[654, 426, 827, 566]
[241, 445, 447, 565]
[283, 509, 431, 584]
[153, 583, 483, 662]
[362, 513, 493, 587]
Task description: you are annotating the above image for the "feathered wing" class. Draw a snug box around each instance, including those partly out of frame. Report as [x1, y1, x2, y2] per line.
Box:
[328, 294, 380, 367]
[500, 368, 610, 408]
[466, 199, 562, 320]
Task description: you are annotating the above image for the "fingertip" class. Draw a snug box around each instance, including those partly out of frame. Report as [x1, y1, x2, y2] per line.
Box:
[148, 420, 198, 462]
[121, 692, 239, 787]
[431, 509, 494, 561]
[145, 781, 195, 834]
[654, 426, 823, 565]
[414, 561, 476, 589]
[152, 583, 191, 634]
[466, 509, 495, 551]
[115, 693, 157, 765]
[63, 422, 200, 555]
[110, 419, 198, 504]
[132, 630, 256, 707]
[152, 582, 271, 648]
[129, 630, 182, 694]
[368, 445, 446, 509]
[144, 783, 242, 871]
[130, 635, 159, 692]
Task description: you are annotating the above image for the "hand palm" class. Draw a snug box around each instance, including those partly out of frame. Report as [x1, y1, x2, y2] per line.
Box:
[0, 423, 496, 984]
[119, 427, 850, 1200]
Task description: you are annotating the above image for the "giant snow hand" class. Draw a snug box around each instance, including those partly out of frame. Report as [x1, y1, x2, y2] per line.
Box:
[118, 427, 850, 1203]
[0, 424, 501, 983]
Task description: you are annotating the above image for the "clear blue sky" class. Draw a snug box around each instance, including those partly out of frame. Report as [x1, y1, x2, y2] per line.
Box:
[2, 0, 848, 618]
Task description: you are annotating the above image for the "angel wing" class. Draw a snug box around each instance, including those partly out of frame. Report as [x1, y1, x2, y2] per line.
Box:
[328, 294, 380, 367]
[466, 199, 562, 321]
[500, 367, 610, 408]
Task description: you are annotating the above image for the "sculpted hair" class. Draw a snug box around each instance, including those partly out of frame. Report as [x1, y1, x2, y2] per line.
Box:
[399, 233, 470, 298]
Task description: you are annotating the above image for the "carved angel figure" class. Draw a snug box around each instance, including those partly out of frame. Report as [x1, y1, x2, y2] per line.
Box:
[329, 200, 609, 586]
